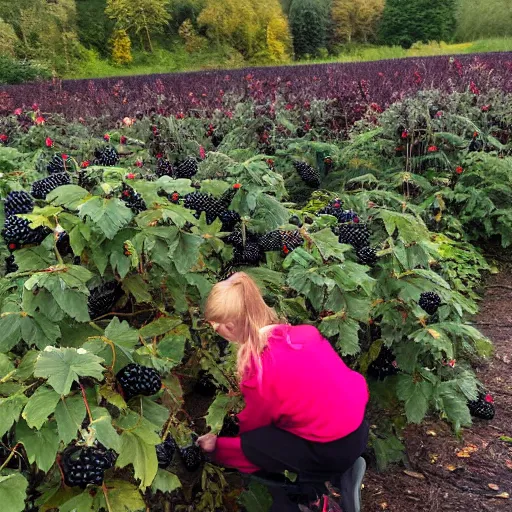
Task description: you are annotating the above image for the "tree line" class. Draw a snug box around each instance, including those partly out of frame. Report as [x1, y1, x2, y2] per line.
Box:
[0, 0, 510, 77]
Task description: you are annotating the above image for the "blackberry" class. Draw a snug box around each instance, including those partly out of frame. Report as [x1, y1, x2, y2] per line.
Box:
[184, 192, 225, 224]
[56, 231, 72, 257]
[120, 184, 147, 214]
[467, 393, 495, 420]
[289, 215, 303, 228]
[61, 445, 116, 488]
[367, 347, 399, 380]
[219, 414, 240, 437]
[317, 198, 343, 219]
[5, 255, 18, 274]
[294, 161, 321, 187]
[180, 444, 203, 472]
[31, 172, 71, 199]
[211, 132, 224, 147]
[225, 229, 259, 248]
[418, 292, 441, 315]
[219, 184, 241, 209]
[156, 158, 175, 178]
[94, 146, 119, 167]
[232, 242, 263, 265]
[88, 281, 123, 319]
[4, 191, 34, 216]
[175, 157, 198, 179]
[47, 154, 67, 174]
[338, 223, 370, 249]
[281, 230, 303, 252]
[116, 363, 162, 401]
[220, 210, 241, 232]
[356, 246, 377, 266]
[194, 371, 217, 397]
[469, 136, 483, 152]
[258, 230, 282, 252]
[2, 216, 50, 246]
[156, 435, 178, 468]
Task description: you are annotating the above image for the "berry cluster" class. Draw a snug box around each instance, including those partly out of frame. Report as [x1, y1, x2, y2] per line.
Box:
[47, 154, 67, 174]
[175, 157, 198, 179]
[156, 435, 178, 468]
[5, 255, 18, 274]
[367, 346, 399, 380]
[419, 292, 441, 315]
[4, 191, 34, 217]
[467, 393, 495, 420]
[120, 184, 147, 214]
[219, 414, 240, 437]
[318, 199, 359, 224]
[180, 444, 203, 472]
[61, 445, 116, 488]
[88, 281, 123, 319]
[31, 172, 71, 199]
[259, 230, 304, 254]
[2, 215, 50, 246]
[156, 158, 175, 178]
[94, 146, 119, 167]
[184, 184, 240, 225]
[116, 363, 162, 401]
[294, 161, 321, 187]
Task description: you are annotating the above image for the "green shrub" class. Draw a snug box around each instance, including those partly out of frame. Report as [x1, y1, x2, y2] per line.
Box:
[0, 55, 52, 85]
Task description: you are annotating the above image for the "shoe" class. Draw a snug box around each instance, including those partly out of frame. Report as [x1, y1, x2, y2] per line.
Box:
[299, 496, 342, 512]
[339, 457, 366, 512]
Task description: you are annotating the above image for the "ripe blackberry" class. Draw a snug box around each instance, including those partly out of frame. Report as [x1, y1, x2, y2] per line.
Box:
[56, 231, 73, 257]
[156, 435, 178, 468]
[184, 192, 225, 225]
[194, 371, 217, 397]
[31, 173, 71, 199]
[219, 414, 240, 438]
[94, 146, 119, 167]
[418, 292, 441, 315]
[356, 246, 377, 266]
[61, 445, 116, 488]
[180, 444, 203, 472]
[258, 230, 282, 252]
[294, 161, 321, 187]
[367, 347, 399, 380]
[219, 184, 241, 209]
[156, 158, 175, 178]
[225, 229, 259, 248]
[467, 393, 495, 420]
[232, 242, 263, 265]
[317, 198, 344, 220]
[88, 281, 123, 319]
[5, 255, 18, 274]
[175, 157, 198, 179]
[338, 223, 370, 249]
[120, 184, 147, 214]
[281, 230, 303, 252]
[116, 363, 162, 401]
[47, 154, 67, 174]
[2, 216, 50, 246]
[289, 215, 303, 228]
[4, 191, 34, 216]
[220, 210, 241, 232]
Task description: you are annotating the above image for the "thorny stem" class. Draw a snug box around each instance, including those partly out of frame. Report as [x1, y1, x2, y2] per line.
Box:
[102, 482, 113, 512]
[0, 443, 21, 472]
[91, 309, 154, 322]
[80, 384, 94, 424]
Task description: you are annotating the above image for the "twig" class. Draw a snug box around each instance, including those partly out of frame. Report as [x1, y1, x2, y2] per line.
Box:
[80, 384, 94, 424]
[0, 443, 20, 472]
[102, 482, 113, 512]
[92, 309, 154, 322]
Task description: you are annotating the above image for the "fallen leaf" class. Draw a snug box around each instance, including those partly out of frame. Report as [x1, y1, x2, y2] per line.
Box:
[446, 464, 457, 472]
[456, 444, 478, 458]
[430, 454, 439, 464]
[505, 460, 512, 471]
[403, 470, 425, 480]
[380, 503, 388, 510]
[426, 430, 437, 437]
[488, 484, 500, 491]
[495, 492, 509, 499]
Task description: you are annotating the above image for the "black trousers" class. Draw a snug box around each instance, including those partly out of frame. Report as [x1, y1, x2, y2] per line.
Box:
[241, 420, 369, 511]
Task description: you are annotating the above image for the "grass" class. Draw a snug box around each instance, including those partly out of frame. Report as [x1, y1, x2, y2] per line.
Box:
[64, 38, 512, 80]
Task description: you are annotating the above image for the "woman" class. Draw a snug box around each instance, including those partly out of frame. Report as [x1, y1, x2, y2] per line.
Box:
[197, 272, 369, 511]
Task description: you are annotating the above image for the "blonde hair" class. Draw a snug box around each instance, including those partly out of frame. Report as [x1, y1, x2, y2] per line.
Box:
[204, 272, 280, 379]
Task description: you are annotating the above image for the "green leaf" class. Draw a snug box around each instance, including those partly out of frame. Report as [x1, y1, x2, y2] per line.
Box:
[89, 412, 122, 453]
[158, 329, 187, 367]
[139, 317, 182, 339]
[54, 395, 86, 444]
[372, 435, 405, 471]
[0, 313, 22, 353]
[14, 351, 39, 382]
[206, 394, 242, 434]
[105, 480, 146, 512]
[136, 398, 169, 432]
[396, 376, 433, 424]
[0, 353, 15, 380]
[309, 229, 348, 261]
[122, 275, 152, 304]
[437, 382, 472, 431]
[320, 316, 360, 356]
[22, 386, 60, 430]
[116, 431, 158, 489]
[14, 246, 55, 272]
[16, 420, 59, 472]
[0, 473, 28, 512]
[58, 491, 95, 512]
[151, 470, 181, 494]
[168, 232, 203, 274]
[79, 197, 133, 239]
[47, 185, 89, 210]
[103, 317, 140, 365]
[0, 394, 27, 437]
[239, 481, 272, 512]
[34, 347, 105, 396]
[21, 313, 61, 350]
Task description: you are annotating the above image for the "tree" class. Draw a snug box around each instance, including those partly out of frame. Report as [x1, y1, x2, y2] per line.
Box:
[331, 0, 384, 44]
[0, 17, 19, 57]
[378, 0, 457, 48]
[266, 13, 293, 62]
[289, 0, 330, 58]
[110, 28, 133, 64]
[105, 0, 171, 52]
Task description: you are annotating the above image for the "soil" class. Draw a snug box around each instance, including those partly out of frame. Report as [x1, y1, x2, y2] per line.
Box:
[361, 270, 512, 512]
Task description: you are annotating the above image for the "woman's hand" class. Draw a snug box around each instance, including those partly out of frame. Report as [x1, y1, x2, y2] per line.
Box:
[197, 433, 218, 453]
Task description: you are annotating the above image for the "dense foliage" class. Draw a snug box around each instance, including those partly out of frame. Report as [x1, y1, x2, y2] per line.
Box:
[0, 57, 510, 509]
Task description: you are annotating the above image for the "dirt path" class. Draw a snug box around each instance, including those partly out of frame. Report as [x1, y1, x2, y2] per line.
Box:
[362, 271, 512, 512]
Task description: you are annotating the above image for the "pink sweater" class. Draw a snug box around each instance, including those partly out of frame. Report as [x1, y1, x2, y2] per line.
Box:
[213, 324, 369, 473]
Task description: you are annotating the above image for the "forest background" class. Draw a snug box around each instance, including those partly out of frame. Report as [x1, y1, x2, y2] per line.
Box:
[0, 0, 512, 83]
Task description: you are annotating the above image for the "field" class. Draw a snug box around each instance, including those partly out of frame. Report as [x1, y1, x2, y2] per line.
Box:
[0, 52, 511, 511]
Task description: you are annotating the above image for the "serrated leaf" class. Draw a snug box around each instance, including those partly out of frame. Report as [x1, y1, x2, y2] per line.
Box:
[139, 317, 182, 339]
[320, 316, 360, 356]
[0, 473, 28, 512]
[22, 386, 60, 430]
[310, 228, 347, 261]
[168, 232, 203, 274]
[58, 491, 95, 512]
[89, 413, 122, 453]
[47, 185, 89, 210]
[79, 197, 133, 239]
[239, 481, 273, 512]
[103, 317, 140, 367]
[0, 313, 22, 353]
[16, 420, 59, 472]
[158, 329, 187, 367]
[151, 470, 181, 494]
[396, 375, 433, 424]
[21, 313, 61, 350]
[34, 347, 105, 396]
[99, 384, 127, 410]
[54, 395, 86, 444]
[373, 435, 405, 471]
[0, 394, 28, 437]
[136, 398, 169, 432]
[105, 480, 146, 512]
[0, 353, 15, 380]
[122, 275, 152, 304]
[206, 394, 242, 433]
[14, 246, 56, 272]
